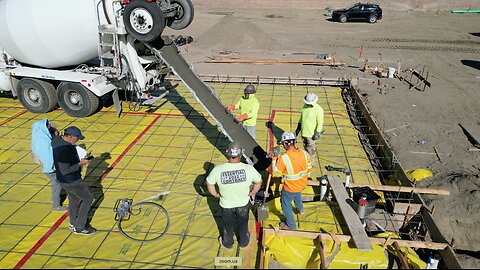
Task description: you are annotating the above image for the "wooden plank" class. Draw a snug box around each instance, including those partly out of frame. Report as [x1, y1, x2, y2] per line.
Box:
[306, 180, 450, 195]
[263, 228, 448, 250]
[206, 55, 345, 66]
[327, 176, 373, 250]
[408, 150, 451, 156]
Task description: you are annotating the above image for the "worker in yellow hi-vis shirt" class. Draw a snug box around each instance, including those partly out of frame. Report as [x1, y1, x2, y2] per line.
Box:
[295, 92, 324, 166]
[227, 84, 260, 140]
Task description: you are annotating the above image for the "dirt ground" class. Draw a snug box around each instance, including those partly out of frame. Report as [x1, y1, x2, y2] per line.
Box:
[164, 5, 480, 268]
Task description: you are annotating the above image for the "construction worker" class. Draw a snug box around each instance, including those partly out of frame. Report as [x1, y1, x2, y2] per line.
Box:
[272, 131, 312, 230]
[31, 119, 67, 212]
[226, 84, 260, 139]
[295, 92, 324, 166]
[52, 126, 96, 235]
[207, 141, 262, 249]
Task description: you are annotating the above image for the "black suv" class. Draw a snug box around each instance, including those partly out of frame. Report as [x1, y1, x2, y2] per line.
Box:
[332, 3, 382, 23]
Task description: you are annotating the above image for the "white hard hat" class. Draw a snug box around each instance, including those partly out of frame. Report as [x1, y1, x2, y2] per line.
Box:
[304, 92, 318, 105]
[280, 131, 296, 143]
[226, 141, 243, 157]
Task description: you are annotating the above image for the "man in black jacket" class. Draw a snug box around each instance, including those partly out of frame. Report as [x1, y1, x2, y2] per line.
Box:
[52, 126, 96, 235]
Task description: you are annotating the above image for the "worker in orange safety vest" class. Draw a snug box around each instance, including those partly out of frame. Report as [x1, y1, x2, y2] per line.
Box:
[272, 131, 312, 230]
[226, 84, 260, 140]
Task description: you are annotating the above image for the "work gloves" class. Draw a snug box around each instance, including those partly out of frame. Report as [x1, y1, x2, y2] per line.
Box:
[226, 105, 235, 112]
[272, 146, 281, 158]
[235, 113, 249, 122]
[312, 130, 325, 140]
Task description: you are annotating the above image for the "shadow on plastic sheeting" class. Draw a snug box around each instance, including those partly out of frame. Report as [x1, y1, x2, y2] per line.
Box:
[146, 82, 230, 159]
[266, 121, 285, 146]
[83, 152, 111, 225]
[193, 161, 223, 235]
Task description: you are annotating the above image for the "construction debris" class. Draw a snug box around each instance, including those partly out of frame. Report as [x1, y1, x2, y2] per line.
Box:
[362, 60, 397, 78]
[396, 66, 431, 91]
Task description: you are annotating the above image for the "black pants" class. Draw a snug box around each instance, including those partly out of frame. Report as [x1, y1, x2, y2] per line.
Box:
[221, 204, 250, 248]
[59, 179, 93, 230]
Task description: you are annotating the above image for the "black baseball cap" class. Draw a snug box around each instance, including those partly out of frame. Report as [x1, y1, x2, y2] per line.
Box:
[64, 126, 85, 140]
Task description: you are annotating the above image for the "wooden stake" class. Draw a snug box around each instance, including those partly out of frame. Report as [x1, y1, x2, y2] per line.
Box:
[450, 238, 456, 249]
[315, 235, 326, 269]
[402, 206, 412, 228]
[382, 234, 392, 251]
[393, 241, 410, 269]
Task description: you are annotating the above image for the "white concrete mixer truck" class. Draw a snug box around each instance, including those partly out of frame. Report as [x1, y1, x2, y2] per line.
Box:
[0, 0, 194, 117]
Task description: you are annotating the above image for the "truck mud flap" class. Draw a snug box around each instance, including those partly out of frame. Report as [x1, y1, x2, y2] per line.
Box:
[147, 37, 271, 171]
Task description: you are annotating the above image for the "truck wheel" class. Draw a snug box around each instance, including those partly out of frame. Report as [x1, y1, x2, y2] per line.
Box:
[339, 14, 347, 23]
[167, 0, 194, 30]
[17, 78, 57, 113]
[57, 82, 99, 118]
[368, 14, 378, 23]
[123, 0, 165, 42]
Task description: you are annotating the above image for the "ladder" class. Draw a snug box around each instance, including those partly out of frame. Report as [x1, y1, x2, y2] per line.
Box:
[97, 0, 127, 77]
[98, 24, 125, 77]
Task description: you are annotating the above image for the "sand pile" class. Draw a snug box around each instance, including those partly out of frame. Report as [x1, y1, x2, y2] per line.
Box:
[194, 14, 282, 51]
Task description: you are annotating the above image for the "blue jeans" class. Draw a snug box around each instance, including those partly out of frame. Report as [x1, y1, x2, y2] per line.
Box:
[281, 189, 303, 230]
[221, 204, 250, 248]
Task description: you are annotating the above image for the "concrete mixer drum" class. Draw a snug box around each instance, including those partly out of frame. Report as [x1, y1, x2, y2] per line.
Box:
[122, 0, 194, 42]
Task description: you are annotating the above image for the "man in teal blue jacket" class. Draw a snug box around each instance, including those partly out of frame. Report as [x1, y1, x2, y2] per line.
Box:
[31, 119, 66, 212]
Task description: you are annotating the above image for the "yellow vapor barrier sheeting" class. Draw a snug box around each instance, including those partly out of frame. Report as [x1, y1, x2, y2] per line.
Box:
[0, 82, 385, 268]
[378, 232, 427, 269]
[262, 200, 346, 233]
[264, 235, 389, 269]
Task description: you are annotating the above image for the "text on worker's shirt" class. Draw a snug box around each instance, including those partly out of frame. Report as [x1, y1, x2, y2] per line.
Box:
[220, 169, 246, 184]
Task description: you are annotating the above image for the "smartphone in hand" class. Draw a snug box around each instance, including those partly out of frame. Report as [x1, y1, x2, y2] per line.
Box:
[85, 155, 94, 160]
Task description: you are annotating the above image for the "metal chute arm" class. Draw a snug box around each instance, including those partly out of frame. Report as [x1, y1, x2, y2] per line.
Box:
[145, 37, 271, 171]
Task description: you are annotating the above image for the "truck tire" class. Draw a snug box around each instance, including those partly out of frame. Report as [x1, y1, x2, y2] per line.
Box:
[167, 0, 194, 30]
[17, 78, 57, 114]
[123, 0, 165, 42]
[57, 82, 99, 118]
[339, 14, 347, 23]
